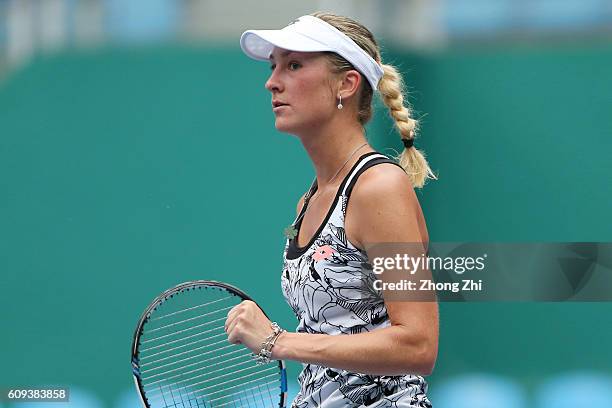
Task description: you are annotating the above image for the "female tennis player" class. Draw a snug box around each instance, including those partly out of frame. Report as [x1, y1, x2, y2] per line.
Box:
[226, 12, 439, 407]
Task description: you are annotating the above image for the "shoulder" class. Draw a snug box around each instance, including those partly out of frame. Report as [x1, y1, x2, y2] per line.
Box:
[351, 162, 418, 210]
[348, 162, 424, 243]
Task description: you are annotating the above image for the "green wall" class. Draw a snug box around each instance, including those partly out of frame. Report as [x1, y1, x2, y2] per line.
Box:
[1, 42, 611, 405]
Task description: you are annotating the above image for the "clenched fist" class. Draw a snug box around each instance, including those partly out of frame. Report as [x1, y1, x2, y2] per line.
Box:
[225, 300, 276, 354]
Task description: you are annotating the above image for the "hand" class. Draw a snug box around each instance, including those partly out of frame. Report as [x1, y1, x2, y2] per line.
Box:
[225, 300, 274, 354]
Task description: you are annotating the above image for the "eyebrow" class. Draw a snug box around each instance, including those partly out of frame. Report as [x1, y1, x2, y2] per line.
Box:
[269, 50, 295, 61]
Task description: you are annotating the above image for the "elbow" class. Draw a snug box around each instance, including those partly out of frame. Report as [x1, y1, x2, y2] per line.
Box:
[405, 338, 438, 376]
[391, 321, 439, 376]
[417, 351, 437, 376]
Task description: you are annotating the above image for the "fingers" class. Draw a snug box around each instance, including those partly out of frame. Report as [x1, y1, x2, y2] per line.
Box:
[224, 300, 266, 347]
[225, 300, 252, 344]
[224, 305, 239, 332]
[226, 318, 242, 344]
[225, 306, 239, 343]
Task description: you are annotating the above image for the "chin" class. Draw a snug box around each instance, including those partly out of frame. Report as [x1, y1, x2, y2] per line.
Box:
[274, 119, 298, 134]
[274, 116, 318, 136]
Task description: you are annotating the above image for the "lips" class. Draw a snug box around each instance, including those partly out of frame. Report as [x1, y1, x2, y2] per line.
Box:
[272, 100, 289, 108]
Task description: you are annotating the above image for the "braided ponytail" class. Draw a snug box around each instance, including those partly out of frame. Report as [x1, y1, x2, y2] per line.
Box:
[378, 64, 437, 188]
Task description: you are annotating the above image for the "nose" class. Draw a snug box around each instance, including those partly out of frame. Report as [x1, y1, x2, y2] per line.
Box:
[265, 67, 283, 93]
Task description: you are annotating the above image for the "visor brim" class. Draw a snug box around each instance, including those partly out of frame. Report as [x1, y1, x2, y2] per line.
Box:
[240, 29, 333, 61]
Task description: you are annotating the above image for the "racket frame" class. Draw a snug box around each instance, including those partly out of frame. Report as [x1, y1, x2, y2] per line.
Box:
[131, 280, 288, 408]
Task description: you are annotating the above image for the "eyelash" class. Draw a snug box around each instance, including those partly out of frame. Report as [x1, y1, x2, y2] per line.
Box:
[270, 61, 301, 71]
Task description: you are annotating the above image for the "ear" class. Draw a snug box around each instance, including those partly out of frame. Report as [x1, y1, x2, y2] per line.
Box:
[337, 69, 362, 99]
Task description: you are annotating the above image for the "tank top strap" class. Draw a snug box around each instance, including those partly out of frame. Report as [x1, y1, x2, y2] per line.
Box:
[339, 153, 387, 196]
[341, 153, 402, 197]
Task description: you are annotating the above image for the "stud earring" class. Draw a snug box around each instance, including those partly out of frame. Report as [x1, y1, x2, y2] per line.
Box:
[337, 95, 343, 110]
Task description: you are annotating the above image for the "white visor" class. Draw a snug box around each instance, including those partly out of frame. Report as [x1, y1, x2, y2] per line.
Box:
[240, 15, 384, 90]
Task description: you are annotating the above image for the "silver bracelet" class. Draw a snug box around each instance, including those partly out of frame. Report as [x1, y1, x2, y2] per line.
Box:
[254, 322, 285, 365]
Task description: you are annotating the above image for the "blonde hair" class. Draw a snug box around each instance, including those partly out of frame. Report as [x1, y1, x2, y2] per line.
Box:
[311, 11, 438, 188]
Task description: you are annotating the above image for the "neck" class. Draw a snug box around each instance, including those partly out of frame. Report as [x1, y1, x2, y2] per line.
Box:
[297, 117, 374, 191]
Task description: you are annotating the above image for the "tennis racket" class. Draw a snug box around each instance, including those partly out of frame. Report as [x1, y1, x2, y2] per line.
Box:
[131, 280, 288, 408]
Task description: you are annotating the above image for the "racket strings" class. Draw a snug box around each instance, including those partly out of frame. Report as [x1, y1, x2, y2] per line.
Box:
[142, 316, 227, 345]
[205, 381, 279, 407]
[222, 384, 278, 408]
[149, 365, 277, 400]
[142, 330, 227, 361]
[156, 387, 196, 408]
[181, 375, 279, 406]
[141, 335, 232, 367]
[142, 343, 236, 374]
[142, 348, 247, 384]
[144, 351, 257, 393]
[146, 305, 234, 334]
[152, 297, 230, 321]
[155, 384, 277, 408]
[137, 288, 282, 408]
[141, 323, 227, 354]
[146, 359, 280, 407]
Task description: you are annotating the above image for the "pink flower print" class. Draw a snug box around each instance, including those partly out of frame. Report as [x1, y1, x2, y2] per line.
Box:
[313, 245, 336, 262]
